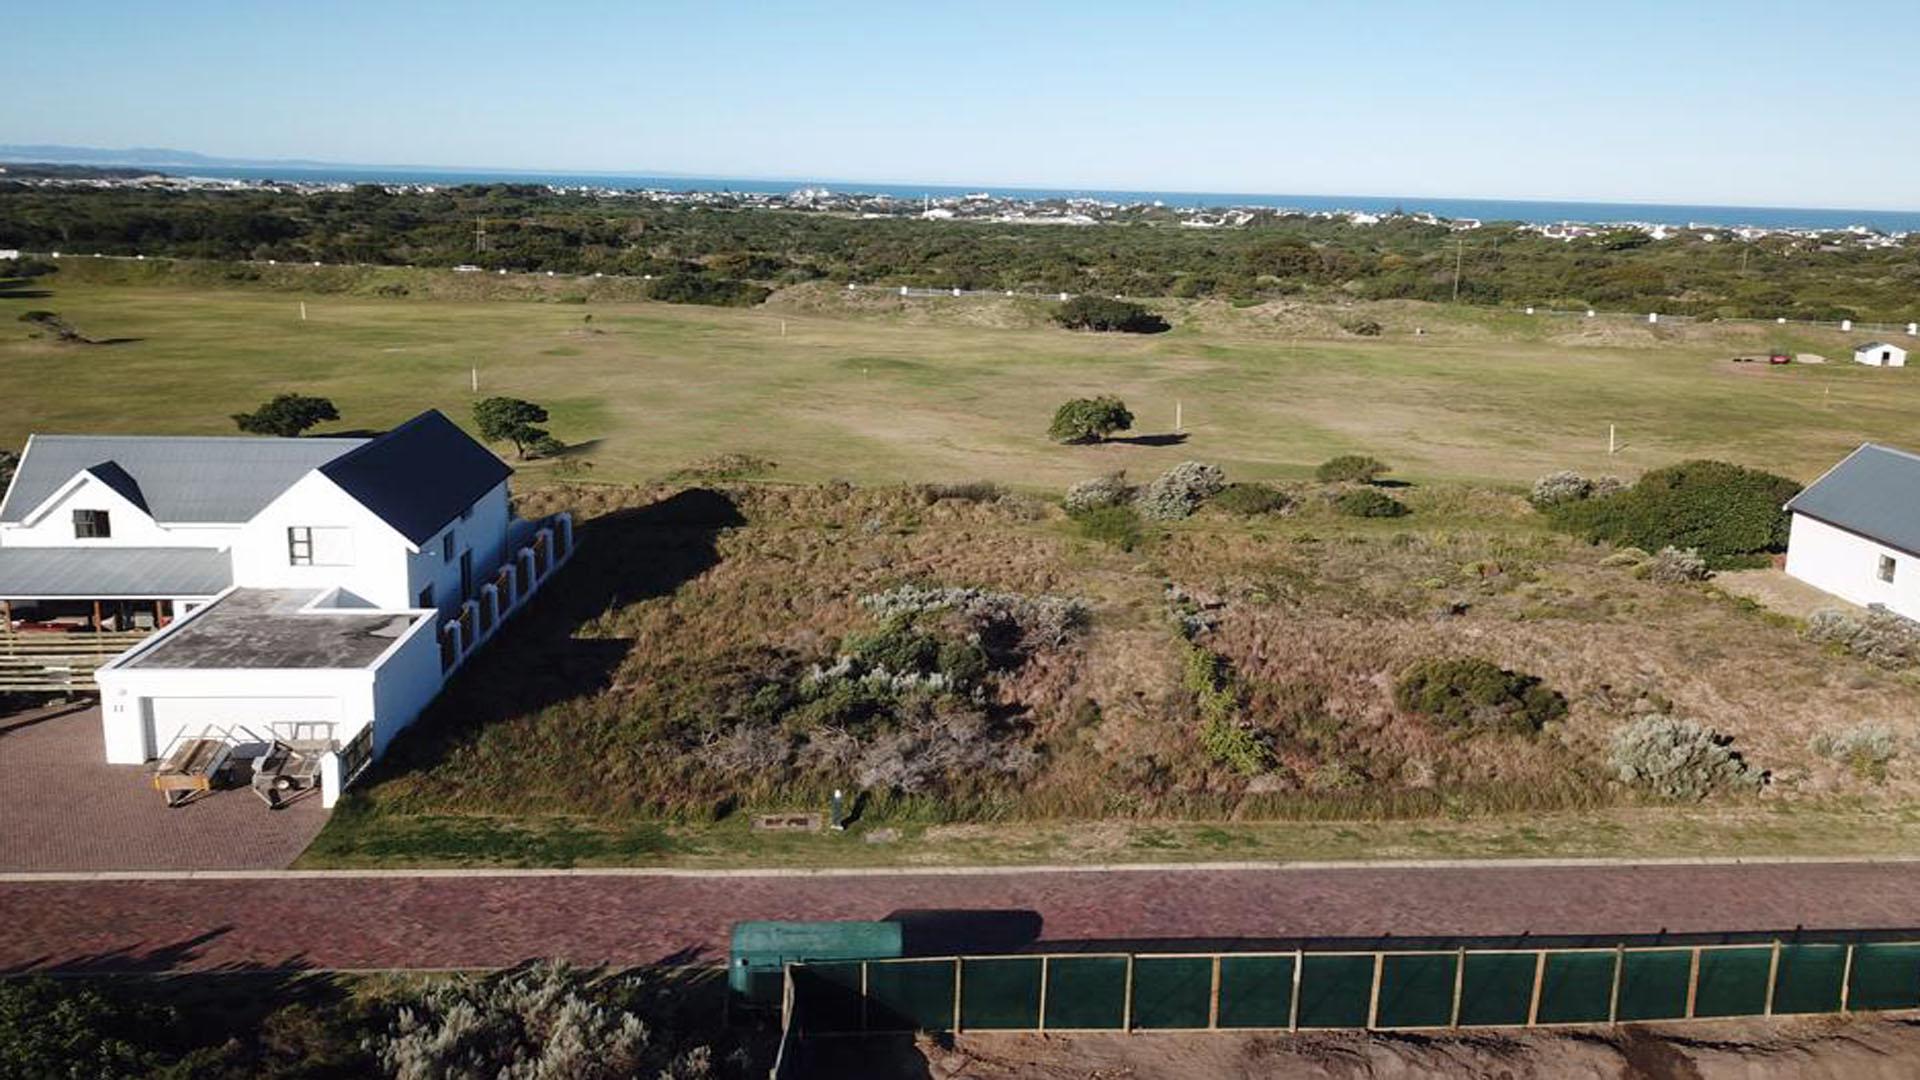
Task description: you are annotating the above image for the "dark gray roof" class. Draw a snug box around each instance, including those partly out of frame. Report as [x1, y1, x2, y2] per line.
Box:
[1786, 444, 1920, 556]
[0, 546, 232, 598]
[319, 410, 512, 546]
[1856, 341, 1896, 352]
[0, 434, 366, 524]
[122, 587, 423, 670]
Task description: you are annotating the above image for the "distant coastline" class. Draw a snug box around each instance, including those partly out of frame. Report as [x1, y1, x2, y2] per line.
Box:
[6, 151, 1920, 232]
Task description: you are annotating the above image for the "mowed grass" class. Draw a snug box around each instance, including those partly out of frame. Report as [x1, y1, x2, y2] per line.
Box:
[4, 274, 1919, 487]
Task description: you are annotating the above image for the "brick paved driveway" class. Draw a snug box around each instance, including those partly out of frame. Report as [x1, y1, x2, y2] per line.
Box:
[0, 705, 325, 872]
[5, 862, 1920, 973]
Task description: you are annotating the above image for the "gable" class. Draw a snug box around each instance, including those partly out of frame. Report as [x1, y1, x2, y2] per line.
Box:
[317, 411, 512, 546]
[1787, 444, 1920, 557]
[0, 434, 366, 525]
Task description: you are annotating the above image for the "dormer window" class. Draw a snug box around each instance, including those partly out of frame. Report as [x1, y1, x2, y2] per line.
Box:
[72, 509, 111, 539]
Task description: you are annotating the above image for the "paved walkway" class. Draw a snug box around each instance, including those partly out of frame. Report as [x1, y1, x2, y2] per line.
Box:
[0, 705, 326, 872]
[4, 862, 1920, 973]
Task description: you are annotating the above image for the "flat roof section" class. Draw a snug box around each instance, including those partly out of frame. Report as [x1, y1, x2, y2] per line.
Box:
[122, 588, 424, 670]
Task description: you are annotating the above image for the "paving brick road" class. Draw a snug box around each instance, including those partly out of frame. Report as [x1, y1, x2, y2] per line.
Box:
[4, 862, 1920, 973]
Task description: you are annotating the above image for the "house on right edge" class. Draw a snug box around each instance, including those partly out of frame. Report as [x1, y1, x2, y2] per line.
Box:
[1784, 443, 1920, 620]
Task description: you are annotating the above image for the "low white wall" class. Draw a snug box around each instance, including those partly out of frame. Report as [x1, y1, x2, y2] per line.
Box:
[1785, 513, 1919, 619]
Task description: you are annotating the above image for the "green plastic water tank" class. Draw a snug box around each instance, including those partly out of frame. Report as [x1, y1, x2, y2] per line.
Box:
[729, 920, 904, 1005]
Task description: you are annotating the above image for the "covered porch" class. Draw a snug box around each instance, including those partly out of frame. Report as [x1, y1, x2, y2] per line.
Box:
[0, 546, 230, 692]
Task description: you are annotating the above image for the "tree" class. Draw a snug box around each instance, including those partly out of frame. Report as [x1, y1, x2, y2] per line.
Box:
[1052, 296, 1170, 334]
[1316, 454, 1389, 483]
[472, 396, 552, 458]
[231, 393, 340, 437]
[1048, 396, 1134, 444]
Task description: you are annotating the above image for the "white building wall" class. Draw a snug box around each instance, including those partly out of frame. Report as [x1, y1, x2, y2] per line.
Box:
[232, 473, 414, 608]
[95, 665, 377, 765]
[1784, 512, 1920, 620]
[403, 481, 511, 617]
[367, 614, 449, 756]
[1855, 346, 1908, 368]
[0, 473, 241, 550]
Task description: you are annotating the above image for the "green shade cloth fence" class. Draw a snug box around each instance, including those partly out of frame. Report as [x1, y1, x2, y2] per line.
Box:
[788, 939, 1920, 1036]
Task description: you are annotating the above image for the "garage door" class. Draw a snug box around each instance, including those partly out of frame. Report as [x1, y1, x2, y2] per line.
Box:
[145, 695, 342, 758]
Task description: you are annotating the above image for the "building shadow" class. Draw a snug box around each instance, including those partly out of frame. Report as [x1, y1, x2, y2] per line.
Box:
[370, 488, 744, 779]
[885, 909, 1044, 956]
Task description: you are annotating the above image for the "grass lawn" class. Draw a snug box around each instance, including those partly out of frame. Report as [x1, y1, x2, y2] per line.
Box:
[4, 267, 1919, 489]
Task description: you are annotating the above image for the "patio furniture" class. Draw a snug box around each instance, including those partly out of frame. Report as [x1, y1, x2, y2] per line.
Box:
[249, 739, 327, 809]
[151, 737, 231, 808]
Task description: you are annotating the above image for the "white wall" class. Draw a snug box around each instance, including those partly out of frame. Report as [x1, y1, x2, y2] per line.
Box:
[233, 473, 414, 608]
[367, 612, 448, 756]
[1855, 346, 1908, 368]
[404, 481, 511, 618]
[95, 665, 376, 765]
[1784, 512, 1920, 619]
[0, 472, 241, 549]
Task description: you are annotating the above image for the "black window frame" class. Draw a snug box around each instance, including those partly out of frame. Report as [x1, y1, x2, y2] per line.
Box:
[72, 509, 111, 539]
[418, 584, 435, 609]
[1879, 554, 1897, 583]
[442, 532, 455, 561]
[288, 526, 314, 566]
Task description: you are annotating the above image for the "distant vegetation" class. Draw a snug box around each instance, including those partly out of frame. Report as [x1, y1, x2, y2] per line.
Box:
[1540, 460, 1801, 568]
[1047, 396, 1134, 444]
[1052, 295, 1170, 333]
[231, 392, 339, 437]
[3, 184, 1919, 319]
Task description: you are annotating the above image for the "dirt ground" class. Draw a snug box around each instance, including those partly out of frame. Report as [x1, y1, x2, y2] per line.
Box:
[805, 1015, 1920, 1079]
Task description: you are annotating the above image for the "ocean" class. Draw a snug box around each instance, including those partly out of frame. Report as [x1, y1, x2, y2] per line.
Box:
[162, 165, 1920, 233]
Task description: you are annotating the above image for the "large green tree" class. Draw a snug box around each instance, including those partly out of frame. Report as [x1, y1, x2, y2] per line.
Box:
[1048, 396, 1134, 444]
[231, 393, 339, 437]
[472, 396, 553, 458]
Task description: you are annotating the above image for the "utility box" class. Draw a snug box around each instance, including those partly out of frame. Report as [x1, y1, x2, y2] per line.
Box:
[729, 920, 904, 1008]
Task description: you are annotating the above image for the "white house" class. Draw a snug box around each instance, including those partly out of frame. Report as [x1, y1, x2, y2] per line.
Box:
[1783, 443, 1920, 621]
[0, 410, 574, 803]
[1853, 342, 1907, 368]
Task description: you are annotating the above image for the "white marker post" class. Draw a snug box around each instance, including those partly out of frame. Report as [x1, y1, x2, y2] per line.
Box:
[1609, 424, 1617, 454]
[471, 367, 478, 393]
[299, 302, 307, 322]
[1176, 400, 1184, 434]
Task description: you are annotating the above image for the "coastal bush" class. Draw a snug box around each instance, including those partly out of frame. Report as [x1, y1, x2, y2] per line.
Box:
[1804, 607, 1920, 668]
[1052, 295, 1169, 333]
[1335, 488, 1407, 518]
[1544, 460, 1800, 566]
[1185, 645, 1271, 775]
[1637, 545, 1710, 584]
[1136, 461, 1227, 520]
[644, 271, 769, 307]
[1341, 317, 1383, 336]
[1064, 471, 1134, 513]
[1607, 715, 1759, 799]
[0, 977, 179, 1078]
[231, 392, 340, 438]
[1530, 470, 1595, 507]
[1210, 481, 1292, 516]
[1315, 454, 1389, 483]
[1392, 657, 1566, 736]
[1048, 396, 1134, 443]
[1808, 721, 1900, 780]
[1072, 504, 1143, 550]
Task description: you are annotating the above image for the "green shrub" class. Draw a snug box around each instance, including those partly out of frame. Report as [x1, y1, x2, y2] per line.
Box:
[1072, 504, 1143, 550]
[917, 480, 1004, 504]
[1335, 488, 1408, 518]
[1052, 295, 1170, 333]
[1808, 721, 1900, 780]
[1064, 471, 1134, 512]
[1393, 657, 1567, 735]
[1136, 461, 1227, 520]
[645, 270, 770, 307]
[1211, 482, 1293, 516]
[1185, 645, 1271, 774]
[1048, 396, 1135, 443]
[1636, 545, 1710, 584]
[0, 978, 178, 1078]
[1607, 715, 1760, 799]
[1341, 317, 1383, 336]
[1544, 460, 1801, 567]
[1316, 454, 1389, 483]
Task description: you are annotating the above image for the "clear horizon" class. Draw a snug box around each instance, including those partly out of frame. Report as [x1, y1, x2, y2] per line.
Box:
[7, 1, 1920, 211]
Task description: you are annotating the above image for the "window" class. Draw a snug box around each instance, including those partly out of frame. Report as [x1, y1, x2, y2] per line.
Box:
[442, 532, 456, 560]
[72, 509, 111, 539]
[418, 584, 435, 609]
[1879, 555, 1897, 584]
[288, 526, 314, 565]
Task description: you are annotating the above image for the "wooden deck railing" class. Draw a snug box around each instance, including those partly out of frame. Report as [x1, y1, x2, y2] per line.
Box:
[0, 630, 150, 692]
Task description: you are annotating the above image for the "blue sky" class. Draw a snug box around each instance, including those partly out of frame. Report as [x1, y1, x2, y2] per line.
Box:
[6, 0, 1917, 208]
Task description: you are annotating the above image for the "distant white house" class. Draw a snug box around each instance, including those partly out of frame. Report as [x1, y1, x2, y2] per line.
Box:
[0, 411, 574, 802]
[1784, 443, 1920, 621]
[1853, 342, 1907, 368]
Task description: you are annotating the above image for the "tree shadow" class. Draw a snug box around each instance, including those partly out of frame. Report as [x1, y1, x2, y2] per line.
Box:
[373, 489, 745, 779]
[0, 277, 52, 299]
[1104, 432, 1188, 447]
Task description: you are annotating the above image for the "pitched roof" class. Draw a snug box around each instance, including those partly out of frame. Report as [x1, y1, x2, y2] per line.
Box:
[0, 435, 366, 525]
[0, 546, 232, 598]
[1786, 443, 1920, 556]
[1855, 342, 1897, 352]
[318, 410, 512, 546]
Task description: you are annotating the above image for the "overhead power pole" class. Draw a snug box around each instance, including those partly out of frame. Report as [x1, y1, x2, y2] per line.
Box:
[1451, 238, 1464, 303]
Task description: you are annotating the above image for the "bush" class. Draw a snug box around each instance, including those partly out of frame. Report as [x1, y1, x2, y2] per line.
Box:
[1530, 470, 1594, 507]
[1316, 455, 1389, 483]
[1341, 317, 1383, 336]
[645, 271, 770, 307]
[916, 480, 1003, 504]
[1052, 295, 1170, 333]
[1637, 545, 1710, 584]
[1805, 606, 1920, 668]
[1064, 471, 1134, 513]
[1544, 460, 1801, 567]
[1607, 715, 1760, 799]
[1335, 488, 1408, 518]
[1809, 721, 1901, 780]
[1393, 657, 1567, 736]
[1185, 645, 1271, 774]
[1072, 504, 1143, 550]
[0, 977, 178, 1078]
[1136, 461, 1227, 520]
[373, 961, 711, 1080]
[1210, 482, 1293, 516]
[1048, 396, 1134, 444]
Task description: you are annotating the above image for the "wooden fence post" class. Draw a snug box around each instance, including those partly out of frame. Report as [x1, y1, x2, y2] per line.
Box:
[952, 958, 963, 1033]
[1208, 955, 1222, 1029]
[1764, 941, 1783, 1016]
[1289, 950, 1303, 1031]
[1685, 947, 1701, 1019]
[1037, 957, 1050, 1033]
[1122, 955, 1135, 1031]
[1840, 944, 1856, 1014]
[1367, 953, 1384, 1029]
[1607, 945, 1625, 1025]
[1527, 952, 1546, 1026]
[1450, 947, 1466, 1028]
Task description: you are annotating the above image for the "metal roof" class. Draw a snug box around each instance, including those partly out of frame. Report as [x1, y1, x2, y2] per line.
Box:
[1786, 443, 1920, 556]
[318, 410, 512, 546]
[1855, 342, 1898, 352]
[0, 546, 233, 598]
[0, 434, 366, 525]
